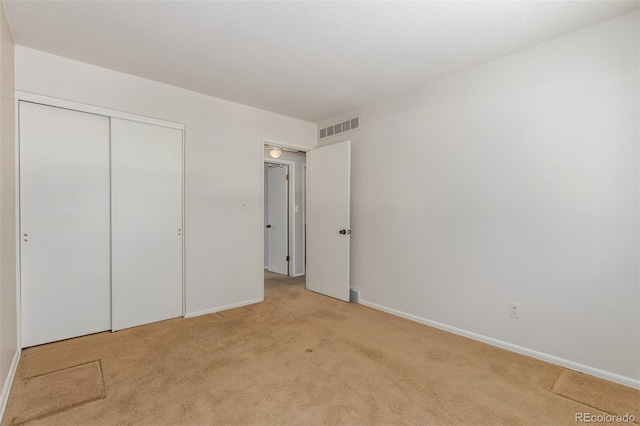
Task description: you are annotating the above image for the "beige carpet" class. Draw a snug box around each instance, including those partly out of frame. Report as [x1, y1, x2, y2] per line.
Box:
[551, 370, 639, 424]
[3, 273, 638, 425]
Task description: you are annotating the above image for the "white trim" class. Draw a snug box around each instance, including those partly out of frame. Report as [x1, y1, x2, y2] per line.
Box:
[358, 297, 640, 390]
[184, 298, 263, 318]
[262, 138, 310, 153]
[14, 99, 22, 350]
[260, 141, 265, 301]
[0, 350, 21, 422]
[181, 128, 186, 319]
[15, 91, 185, 131]
[299, 163, 306, 277]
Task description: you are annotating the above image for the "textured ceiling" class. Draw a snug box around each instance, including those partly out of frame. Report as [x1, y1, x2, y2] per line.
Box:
[3, 1, 638, 122]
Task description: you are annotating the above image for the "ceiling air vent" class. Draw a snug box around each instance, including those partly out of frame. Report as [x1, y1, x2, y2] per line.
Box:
[319, 115, 360, 140]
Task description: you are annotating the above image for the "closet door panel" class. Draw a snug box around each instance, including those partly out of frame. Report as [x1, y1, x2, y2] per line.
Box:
[111, 119, 183, 331]
[20, 101, 111, 347]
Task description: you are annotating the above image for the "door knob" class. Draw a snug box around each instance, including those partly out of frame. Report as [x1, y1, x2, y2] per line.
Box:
[339, 229, 351, 235]
[266, 224, 271, 228]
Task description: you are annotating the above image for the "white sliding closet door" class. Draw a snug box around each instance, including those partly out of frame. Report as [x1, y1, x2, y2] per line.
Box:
[111, 118, 183, 331]
[20, 101, 111, 347]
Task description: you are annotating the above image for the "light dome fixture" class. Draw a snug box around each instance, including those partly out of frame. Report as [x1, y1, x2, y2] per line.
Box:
[269, 146, 282, 159]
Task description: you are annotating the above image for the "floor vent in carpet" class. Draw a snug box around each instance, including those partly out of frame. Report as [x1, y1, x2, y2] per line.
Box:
[551, 369, 639, 423]
[8, 360, 105, 425]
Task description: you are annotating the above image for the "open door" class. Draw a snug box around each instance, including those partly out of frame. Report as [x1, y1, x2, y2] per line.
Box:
[266, 164, 289, 275]
[306, 141, 350, 301]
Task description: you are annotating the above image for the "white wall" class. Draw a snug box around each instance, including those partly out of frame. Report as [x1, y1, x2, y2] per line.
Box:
[264, 150, 306, 276]
[319, 11, 639, 384]
[0, 2, 17, 417]
[14, 46, 317, 317]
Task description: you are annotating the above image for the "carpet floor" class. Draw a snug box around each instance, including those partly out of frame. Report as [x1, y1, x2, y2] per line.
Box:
[2, 272, 638, 425]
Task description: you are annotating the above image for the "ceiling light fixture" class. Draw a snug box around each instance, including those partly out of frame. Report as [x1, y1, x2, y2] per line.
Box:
[269, 146, 282, 159]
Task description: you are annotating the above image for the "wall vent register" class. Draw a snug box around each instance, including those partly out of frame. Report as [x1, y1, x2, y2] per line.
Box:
[319, 116, 360, 140]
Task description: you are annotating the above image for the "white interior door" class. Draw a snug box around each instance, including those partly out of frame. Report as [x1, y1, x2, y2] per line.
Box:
[111, 118, 183, 331]
[19, 101, 111, 347]
[264, 164, 269, 269]
[306, 141, 351, 301]
[267, 164, 289, 275]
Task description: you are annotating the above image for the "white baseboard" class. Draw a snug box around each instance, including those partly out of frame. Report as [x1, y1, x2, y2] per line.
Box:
[0, 349, 21, 423]
[184, 298, 263, 318]
[358, 298, 640, 390]
[294, 264, 306, 277]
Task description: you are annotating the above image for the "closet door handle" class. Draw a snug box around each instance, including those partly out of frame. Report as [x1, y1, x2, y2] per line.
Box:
[266, 224, 271, 228]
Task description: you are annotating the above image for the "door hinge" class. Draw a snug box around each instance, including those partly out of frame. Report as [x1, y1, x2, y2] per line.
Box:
[286, 174, 290, 181]
[286, 256, 290, 261]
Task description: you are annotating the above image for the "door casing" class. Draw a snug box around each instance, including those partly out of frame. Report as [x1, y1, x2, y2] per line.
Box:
[261, 140, 309, 299]
[261, 140, 351, 302]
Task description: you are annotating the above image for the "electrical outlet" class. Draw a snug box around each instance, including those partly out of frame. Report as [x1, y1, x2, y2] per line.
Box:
[510, 302, 520, 319]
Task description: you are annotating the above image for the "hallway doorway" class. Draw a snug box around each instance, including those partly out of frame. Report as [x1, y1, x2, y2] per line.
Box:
[263, 145, 307, 279]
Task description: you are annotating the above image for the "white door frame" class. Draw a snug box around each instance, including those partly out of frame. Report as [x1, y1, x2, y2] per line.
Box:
[302, 163, 307, 278]
[260, 139, 309, 298]
[14, 91, 187, 347]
